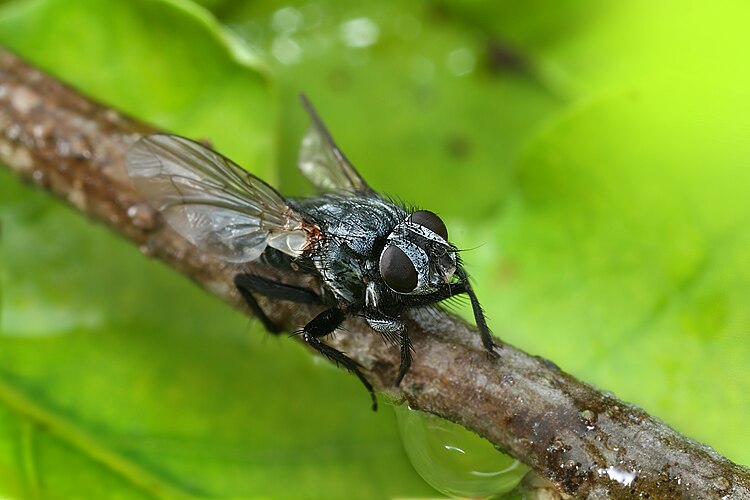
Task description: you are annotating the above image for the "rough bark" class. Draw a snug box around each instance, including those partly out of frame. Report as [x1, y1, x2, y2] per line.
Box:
[1, 49, 748, 499]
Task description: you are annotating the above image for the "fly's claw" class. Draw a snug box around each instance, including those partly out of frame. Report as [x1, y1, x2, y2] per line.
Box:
[485, 340, 501, 360]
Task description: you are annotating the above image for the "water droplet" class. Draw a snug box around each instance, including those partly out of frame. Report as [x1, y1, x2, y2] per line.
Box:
[340, 17, 380, 48]
[272, 6, 303, 34]
[580, 409, 597, 430]
[395, 405, 528, 498]
[446, 48, 476, 77]
[272, 36, 302, 65]
[300, 3, 323, 30]
[599, 465, 637, 486]
[411, 56, 435, 84]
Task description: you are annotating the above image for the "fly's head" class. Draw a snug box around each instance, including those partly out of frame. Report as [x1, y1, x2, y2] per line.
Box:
[378, 210, 460, 296]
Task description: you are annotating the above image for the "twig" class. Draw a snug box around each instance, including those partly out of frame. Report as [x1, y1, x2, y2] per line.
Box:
[1, 49, 748, 499]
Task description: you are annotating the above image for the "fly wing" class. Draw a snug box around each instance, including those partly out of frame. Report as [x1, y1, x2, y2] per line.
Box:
[298, 95, 373, 194]
[126, 134, 313, 263]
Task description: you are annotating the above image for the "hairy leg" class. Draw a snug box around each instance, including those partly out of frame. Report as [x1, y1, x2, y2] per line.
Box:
[234, 273, 321, 334]
[300, 307, 378, 411]
[364, 309, 411, 385]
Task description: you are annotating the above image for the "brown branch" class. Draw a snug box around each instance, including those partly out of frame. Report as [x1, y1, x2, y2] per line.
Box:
[1, 48, 748, 499]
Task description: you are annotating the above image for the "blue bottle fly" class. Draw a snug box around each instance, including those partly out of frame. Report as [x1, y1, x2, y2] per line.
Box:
[126, 96, 498, 410]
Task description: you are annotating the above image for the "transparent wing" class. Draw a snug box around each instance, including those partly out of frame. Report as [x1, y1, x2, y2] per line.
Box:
[298, 95, 373, 194]
[126, 134, 312, 263]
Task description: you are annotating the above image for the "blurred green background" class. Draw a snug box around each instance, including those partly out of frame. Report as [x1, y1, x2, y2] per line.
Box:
[1, 0, 750, 498]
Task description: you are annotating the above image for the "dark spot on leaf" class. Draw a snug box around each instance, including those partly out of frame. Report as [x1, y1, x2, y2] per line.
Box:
[485, 38, 527, 75]
[445, 133, 470, 159]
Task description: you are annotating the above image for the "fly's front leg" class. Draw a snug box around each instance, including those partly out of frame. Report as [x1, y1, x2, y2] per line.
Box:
[399, 273, 499, 357]
[468, 284, 500, 357]
[400, 283, 468, 306]
[365, 310, 411, 386]
[234, 273, 322, 334]
[456, 268, 500, 357]
[301, 307, 378, 411]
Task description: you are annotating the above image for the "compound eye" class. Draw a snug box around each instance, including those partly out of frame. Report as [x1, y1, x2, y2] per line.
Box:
[380, 245, 418, 293]
[408, 210, 448, 240]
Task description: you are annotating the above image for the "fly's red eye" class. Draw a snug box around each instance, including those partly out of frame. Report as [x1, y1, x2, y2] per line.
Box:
[380, 245, 417, 293]
[408, 210, 448, 240]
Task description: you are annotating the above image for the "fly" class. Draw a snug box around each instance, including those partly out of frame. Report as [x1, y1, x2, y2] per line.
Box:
[125, 96, 499, 410]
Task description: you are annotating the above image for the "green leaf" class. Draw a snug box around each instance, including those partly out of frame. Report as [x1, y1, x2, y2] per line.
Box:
[218, 1, 566, 220]
[218, 0, 750, 466]
[3, 0, 750, 497]
[487, 78, 750, 465]
[0, 0, 275, 170]
[0, 0, 432, 497]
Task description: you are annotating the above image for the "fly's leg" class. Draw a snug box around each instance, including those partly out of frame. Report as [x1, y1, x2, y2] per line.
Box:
[395, 332, 412, 386]
[456, 268, 500, 357]
[235, 274, 322, 303]
[301, 307, 378, 411]
[400, 278, 499, 356]
[234, 274, 322, 334]
[236, 275, 377, 410]
[466, 284, 499, 356]
[400, 283, 468, 306]
[365, 310, 411, 386]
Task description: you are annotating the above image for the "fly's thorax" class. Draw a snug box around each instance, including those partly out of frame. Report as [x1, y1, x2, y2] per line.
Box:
[306, 230, 374, 305]
[379, 212, 458, 295]
[294, 193, 403, 237]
